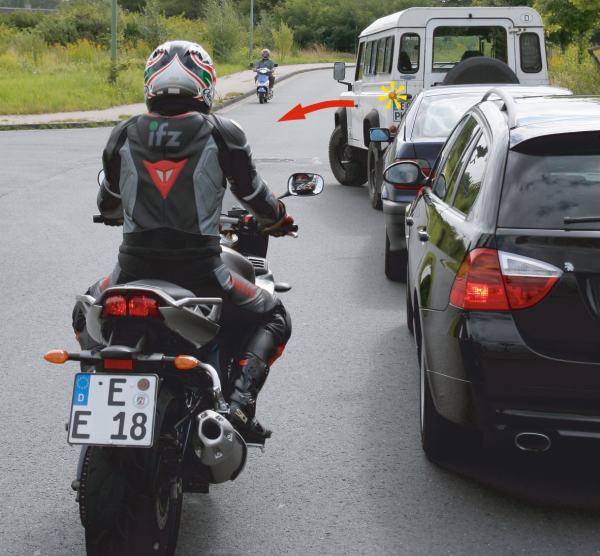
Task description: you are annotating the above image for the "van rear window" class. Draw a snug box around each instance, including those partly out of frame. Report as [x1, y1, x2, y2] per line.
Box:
[432, 26, 507, 73]
[498, 132, 600, 230]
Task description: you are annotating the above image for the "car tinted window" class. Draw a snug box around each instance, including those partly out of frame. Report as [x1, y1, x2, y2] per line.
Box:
[383, 36, 394, 73]
[453, 133, 489, 215]
[520, 33, 542, 73]
[432, 26, 507, 73]
[499, 132, 600, 229]
[356, 42, 365, 81]
[411, 95, 480, 140]
[432, 117, 480, 200]
[399, 33, 419, 74]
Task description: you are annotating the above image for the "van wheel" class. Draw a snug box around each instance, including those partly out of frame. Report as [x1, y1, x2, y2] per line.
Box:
[368, 143, 383, 210]
[329, 126, 367, 186]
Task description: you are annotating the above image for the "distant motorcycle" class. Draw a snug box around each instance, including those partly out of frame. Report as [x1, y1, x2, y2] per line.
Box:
[45, 172, 324, 556]
[251, 62, 278, 104]
[256, 68, 273, 103]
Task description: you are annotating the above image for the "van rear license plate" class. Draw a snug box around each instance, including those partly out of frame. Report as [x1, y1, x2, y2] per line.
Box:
[68, 374, 158, 447]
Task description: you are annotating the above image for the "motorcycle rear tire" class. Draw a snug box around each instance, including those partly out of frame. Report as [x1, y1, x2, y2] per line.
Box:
[83, 388, 183, 556]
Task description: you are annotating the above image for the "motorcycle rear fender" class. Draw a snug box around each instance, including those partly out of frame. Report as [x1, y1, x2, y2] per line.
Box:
[77, 285, 222, 347]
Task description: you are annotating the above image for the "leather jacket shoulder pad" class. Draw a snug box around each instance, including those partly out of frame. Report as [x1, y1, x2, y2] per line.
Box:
[207, 115, 249, 153]
[105, 115, 141, 160]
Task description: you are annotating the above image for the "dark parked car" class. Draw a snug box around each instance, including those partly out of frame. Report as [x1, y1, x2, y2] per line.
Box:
[401, 90, 600, 459]
[370, 84, 570, 282]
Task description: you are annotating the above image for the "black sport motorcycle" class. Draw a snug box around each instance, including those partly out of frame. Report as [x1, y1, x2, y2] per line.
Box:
[44, 173, 324, 556]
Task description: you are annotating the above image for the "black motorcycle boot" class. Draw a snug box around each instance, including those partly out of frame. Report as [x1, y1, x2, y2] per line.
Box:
[228, 354, 272, 441]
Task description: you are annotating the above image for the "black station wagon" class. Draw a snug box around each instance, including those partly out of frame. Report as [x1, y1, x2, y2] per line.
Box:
[400, 91, 600, 459]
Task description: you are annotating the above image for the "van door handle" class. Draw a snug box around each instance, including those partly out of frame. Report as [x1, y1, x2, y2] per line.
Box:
[418, 230, 429, 242]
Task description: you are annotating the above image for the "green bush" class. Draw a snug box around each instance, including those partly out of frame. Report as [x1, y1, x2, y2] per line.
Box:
[272, 21, 293, 60]
[549, 44, 600, 94]
[204, 0, 245, 61]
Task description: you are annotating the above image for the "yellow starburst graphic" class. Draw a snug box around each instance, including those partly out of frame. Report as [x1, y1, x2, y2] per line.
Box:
[379, 82, 407, 110]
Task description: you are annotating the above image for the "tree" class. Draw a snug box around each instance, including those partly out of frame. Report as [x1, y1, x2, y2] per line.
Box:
[272, 20, 293, 58]
[535, 0, 600, 62]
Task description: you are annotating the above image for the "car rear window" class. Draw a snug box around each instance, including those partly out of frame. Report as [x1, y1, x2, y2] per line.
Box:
[432, 26, 507, 73]
[411, 95, 480, 140]
[498, 132, 600, 230]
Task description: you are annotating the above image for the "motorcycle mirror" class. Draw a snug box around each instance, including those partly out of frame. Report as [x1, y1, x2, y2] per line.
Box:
[286, 173, 324, 197]
[382, 161, 423, 186]
[249, 62, 255, 68]
[97, 169, 105, 186]
[274, 63, 279, 67]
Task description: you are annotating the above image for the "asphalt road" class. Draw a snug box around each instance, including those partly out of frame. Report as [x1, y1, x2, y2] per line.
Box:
[1, 69, 600, 556]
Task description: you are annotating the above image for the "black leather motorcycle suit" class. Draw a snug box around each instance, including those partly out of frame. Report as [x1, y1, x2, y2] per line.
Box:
[72, 106, 292, 435]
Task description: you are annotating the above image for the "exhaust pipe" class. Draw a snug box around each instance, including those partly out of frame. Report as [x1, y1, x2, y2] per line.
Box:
[514, 432, 551, 452]
[194, 410, 247, 483]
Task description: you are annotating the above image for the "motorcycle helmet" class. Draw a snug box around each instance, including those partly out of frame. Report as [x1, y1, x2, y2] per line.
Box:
[144, 40, 216, 113]
[261, 48, 270, 59]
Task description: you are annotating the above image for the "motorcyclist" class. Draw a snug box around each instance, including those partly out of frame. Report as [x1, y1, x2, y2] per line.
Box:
[254, 48, 275, 91]
[72, 41, 293, 441]
[291, 173, 317, 194]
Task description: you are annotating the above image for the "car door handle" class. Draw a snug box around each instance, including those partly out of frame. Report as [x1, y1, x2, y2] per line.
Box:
[406, 217, 414, 227]
[418, 230, 429, 242]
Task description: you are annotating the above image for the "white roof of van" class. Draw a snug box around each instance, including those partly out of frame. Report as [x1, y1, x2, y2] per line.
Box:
[359, 7, 543, 37]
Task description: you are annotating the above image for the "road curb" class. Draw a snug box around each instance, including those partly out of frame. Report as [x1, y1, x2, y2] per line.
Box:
[0, 64, 350, 130]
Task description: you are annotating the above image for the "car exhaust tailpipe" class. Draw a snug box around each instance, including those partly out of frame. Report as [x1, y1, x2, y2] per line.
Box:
[514, 432, 551, 452]
[193, 410, 247, 483]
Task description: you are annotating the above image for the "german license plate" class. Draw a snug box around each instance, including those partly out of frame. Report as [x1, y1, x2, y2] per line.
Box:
[393, 104, 406, 122]
[68, 374, 158, 447]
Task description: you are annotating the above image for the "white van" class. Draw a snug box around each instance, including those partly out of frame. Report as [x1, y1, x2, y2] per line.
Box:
[329, 6, 548, 186]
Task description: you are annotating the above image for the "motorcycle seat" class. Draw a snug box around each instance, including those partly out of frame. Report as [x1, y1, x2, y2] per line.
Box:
[126, 280, 196, 301]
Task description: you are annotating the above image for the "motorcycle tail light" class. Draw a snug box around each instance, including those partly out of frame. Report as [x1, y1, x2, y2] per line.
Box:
[103, 295, 127, 317]
[450, 249, 509, 311]
[129, 295, 162, 318]
[104, 359, 133, 370]
[498, 251, 562, 310]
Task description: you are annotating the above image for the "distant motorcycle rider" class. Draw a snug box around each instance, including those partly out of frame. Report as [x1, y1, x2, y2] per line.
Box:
[254, 48, 275, 91]
[72, 41, 293, 440]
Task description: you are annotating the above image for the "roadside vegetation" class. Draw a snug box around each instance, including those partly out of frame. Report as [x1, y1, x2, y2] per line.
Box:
[0, 0, 598, 115]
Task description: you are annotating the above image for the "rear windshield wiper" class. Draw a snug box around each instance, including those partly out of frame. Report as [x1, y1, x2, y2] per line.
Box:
[564, 216, 600, 224]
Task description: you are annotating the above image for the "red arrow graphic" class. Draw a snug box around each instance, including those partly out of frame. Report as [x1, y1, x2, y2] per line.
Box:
[278, 100, 355, 122]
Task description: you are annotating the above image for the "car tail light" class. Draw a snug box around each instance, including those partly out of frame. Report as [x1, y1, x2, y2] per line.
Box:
[389, 125, 397, 137]
[103, 295, 127, 317]
[129, 295, 161, 318]
[392, 158, 431, 187]
[450, 249, 509, 311]
[498, 251, 562, 310]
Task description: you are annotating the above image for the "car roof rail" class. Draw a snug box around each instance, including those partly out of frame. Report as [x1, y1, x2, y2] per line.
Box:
[482, 88, 517, 129]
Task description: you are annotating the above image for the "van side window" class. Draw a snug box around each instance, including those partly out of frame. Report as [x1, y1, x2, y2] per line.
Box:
[369, 40, 378, 74]
[383, 36, 394, 73]
[399, 33, 419, 74]
[364, 41, 374, 75]
[452, 134, 489, 215]
[520, 33, 542, 73]
[356, 42, 365, 81]
[432, 27, 507, 73]
[376, 38, 386, 73]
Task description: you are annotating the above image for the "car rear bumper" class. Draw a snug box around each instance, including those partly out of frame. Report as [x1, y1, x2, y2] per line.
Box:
[422, 307, 600, 435]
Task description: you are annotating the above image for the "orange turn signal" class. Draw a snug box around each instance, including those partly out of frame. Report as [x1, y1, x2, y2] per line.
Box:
[44, 350, 69, 364]
[174, 355, 199, 370]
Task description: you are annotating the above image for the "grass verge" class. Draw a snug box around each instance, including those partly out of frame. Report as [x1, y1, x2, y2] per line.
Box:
[0, 43, 354, 115]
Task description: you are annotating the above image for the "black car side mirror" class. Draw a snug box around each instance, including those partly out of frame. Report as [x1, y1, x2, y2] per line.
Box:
[383, 161, 424, 186]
